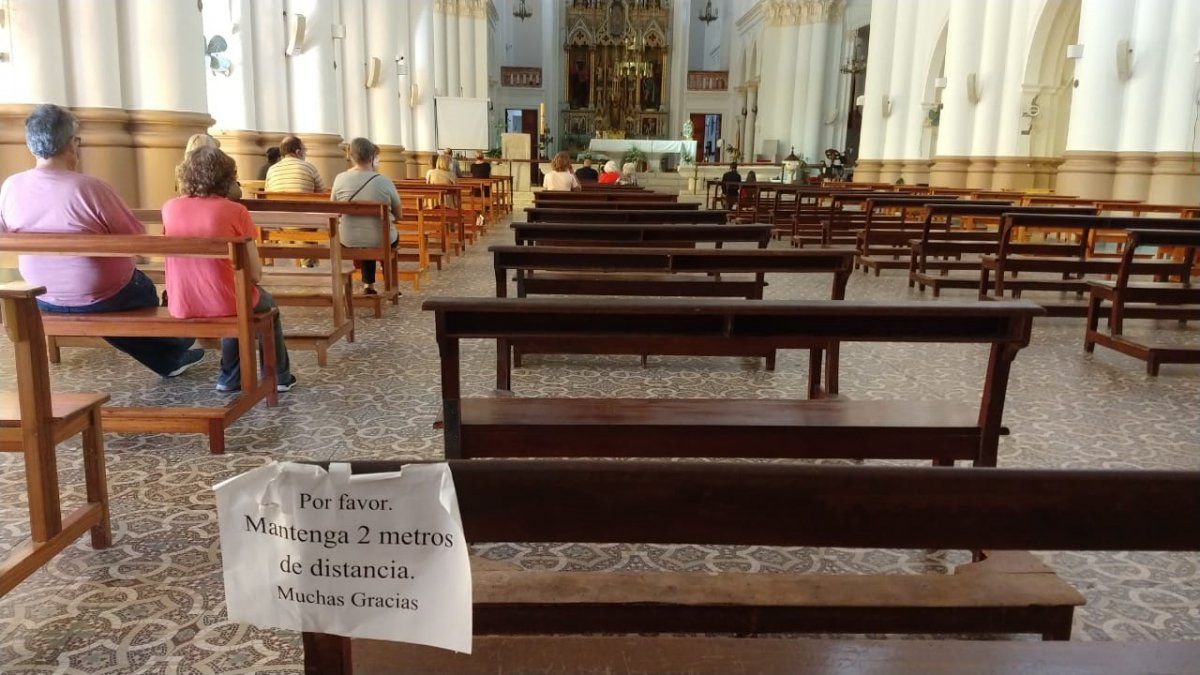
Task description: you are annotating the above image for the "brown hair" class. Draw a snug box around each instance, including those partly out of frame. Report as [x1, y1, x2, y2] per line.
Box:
[177, 147, 238, 197]
[280, 135, 304, 157]
[436, 154, 451, 171]
[550, 151, 572, 172]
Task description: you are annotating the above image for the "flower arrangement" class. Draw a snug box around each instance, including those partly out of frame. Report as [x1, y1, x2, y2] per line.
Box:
[622, 147, 648, 170]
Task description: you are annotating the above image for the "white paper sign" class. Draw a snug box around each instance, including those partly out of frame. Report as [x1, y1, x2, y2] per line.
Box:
[214, 461, 472, 653]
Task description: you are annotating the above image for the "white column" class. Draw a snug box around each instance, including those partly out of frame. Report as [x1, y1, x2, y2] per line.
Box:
[856, 0, 897, 163]
[366, 0, 406, 146]
[202, 0, 258, 131]
[967, 0, 1013, 158]
[787, 22, 813, 160]
[744, 85, 759, 160]
[802, 20, 830, 160]
[432, 3, 448, 97]
[1062, 0, 1135, 152]
[668, 0, 691, 135]
[61, 0, 122, 108]
[253, 0, 290, 132]
[458, 5, 476, 98]
[1118, 0, 1172, 153]
[411, 0, 438, 151]
[285, 0, 341, 135]
[1153, 0, 1197, 153]
[0, 0, 67, 105]
[880, 2, 916, 163]
[119, 0, 208, 113]
[774, 22, 801, 149]
[340, 0, 371, 141]
[473, 5, 490, 99]
[993, 0, 1035, 158]
[933, 0, 984, 158]
[446, 4, 462, 98]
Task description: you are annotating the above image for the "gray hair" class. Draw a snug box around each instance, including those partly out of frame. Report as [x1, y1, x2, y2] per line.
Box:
[347, 137, 378, 164]
[25, 104, 78, 159]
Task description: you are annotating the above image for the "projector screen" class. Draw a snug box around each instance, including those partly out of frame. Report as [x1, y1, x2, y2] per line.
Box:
[434, 97, 490, 150]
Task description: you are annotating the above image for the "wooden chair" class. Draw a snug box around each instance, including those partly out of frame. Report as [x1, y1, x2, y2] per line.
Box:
[301, 460, 1200, 673]
[0, 282, 110, 597]
[1085, 228, 1200, 374]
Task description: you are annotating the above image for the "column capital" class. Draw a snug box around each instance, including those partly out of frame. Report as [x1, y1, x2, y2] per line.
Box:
[764, 0, 843, 27]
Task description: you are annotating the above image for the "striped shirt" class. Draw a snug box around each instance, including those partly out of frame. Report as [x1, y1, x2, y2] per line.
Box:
[265, 156, 326, 193]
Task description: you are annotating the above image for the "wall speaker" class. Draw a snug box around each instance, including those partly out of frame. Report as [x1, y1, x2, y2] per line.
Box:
[285, 14, 306, 56]
[365, 57, 382, 88]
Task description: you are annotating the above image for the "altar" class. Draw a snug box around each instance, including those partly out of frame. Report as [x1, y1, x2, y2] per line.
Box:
[587, 139, 698, 171]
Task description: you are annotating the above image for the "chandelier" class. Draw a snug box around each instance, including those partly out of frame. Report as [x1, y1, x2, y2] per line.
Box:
[513, 0, 533, 21]
[699, 0, 718, 24]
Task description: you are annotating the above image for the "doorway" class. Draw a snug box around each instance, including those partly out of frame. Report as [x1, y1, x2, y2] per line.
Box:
[507, 107, 542, 180]
[690, 113, 722, 163]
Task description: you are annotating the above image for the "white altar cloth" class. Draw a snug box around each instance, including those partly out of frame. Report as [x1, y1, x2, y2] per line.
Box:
[587, 139, 698, 171]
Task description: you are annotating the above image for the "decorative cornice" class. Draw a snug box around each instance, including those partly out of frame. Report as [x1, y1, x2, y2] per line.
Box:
[763, 0, 844, 27]
[436, 0, 488, 18]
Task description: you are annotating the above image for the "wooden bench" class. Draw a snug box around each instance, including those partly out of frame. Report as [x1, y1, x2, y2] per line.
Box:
[1085, 228, 1200, 374]
[0, 235, 279, 454]
[856, 197, 993, 274]
[511, 222, 772, 248]
[524, 208, 728, 224]
[533, 190, 678, 204]
[489, 247, 855, 389]
[395, 181, 470, 252]
[424, 298, 1041, 465]
[0, 283, 110, 597]
[979, 214, 1200, 316]
[241, 198, 399, 317]
[130, 209, 355, 367]
[301, 460, 1200, 673]
[792, 192, 952, 249]
[908, 205, 1098, 296]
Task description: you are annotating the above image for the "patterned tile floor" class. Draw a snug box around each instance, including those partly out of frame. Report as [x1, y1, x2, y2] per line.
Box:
[1, 217, 1198, 673]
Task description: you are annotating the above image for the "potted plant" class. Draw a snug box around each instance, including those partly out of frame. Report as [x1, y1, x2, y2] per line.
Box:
[622, 147, 648, 172]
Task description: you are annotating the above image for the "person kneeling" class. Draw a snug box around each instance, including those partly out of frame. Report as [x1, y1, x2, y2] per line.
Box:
[163, 147, 297, 393]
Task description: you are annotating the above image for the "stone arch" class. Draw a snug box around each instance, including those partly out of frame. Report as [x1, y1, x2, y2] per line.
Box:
[1022, 0, 1081, 161]
[920, 22, 949, 159]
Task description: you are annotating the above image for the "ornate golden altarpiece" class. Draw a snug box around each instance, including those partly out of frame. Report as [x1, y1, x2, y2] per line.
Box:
[562, 0, 672, 152]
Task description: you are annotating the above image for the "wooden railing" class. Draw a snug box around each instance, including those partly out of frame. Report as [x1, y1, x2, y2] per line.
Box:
[501, 66, 542, 88]
[687, 70, 728, 91]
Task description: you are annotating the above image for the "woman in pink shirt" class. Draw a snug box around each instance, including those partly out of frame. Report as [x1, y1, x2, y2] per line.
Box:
[162, 147, 296, 393]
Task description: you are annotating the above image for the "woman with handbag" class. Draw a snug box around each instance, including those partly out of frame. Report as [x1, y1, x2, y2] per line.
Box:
[331, 138, 402, 296]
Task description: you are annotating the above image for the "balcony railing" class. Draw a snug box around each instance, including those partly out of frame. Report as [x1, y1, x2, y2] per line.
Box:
[687, 70, 728, 92]
[501, 67, 543, 88]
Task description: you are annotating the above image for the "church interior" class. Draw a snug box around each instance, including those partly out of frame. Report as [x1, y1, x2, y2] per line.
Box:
[0, 0, 1198, 672]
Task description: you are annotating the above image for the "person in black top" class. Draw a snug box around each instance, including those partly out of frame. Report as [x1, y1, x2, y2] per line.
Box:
[470, 151, 492, 178]
[256, 146, 281, 180]
[720, 162, 741, 209]
[574, 157, 599, 182]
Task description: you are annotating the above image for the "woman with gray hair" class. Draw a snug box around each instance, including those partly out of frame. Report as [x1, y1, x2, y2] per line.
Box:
[0, 103, 203, 377]
[179, 133, 241, 199]
[598, 159, 620, 185]
[331, 137, 402, 296]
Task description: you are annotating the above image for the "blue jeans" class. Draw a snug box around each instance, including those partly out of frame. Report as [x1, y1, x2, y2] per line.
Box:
[218, 287, 292, 389]
[37, 270, 196, 377]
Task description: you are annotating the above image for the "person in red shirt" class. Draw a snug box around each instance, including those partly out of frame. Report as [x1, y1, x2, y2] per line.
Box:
[162, 147, 296, 393]
[597, 160, 620, 185]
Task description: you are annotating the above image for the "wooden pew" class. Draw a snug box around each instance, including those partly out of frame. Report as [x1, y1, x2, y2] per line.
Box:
[979, 214, 1200, 316]
[0, 235, 279, 454]
[395, 181, 471, 251]
[489, 247, 855, 389]
[0, 282, 110, 597]
[511, 222, 772, 248]
[533, 190, 678, 204]
[1085, 228, 1200, 374]
[908, 205, 1098, 296]
[425, 298, 1042, 466]
[525, 202, 701, 215]
[792, 192, 949, 249]
[302, 460, 1200, 673]
[240, 199, 399, 317]
[524, 208, 728, 224]
[855, 197, 991, 274]
[127, 209, 355, 367]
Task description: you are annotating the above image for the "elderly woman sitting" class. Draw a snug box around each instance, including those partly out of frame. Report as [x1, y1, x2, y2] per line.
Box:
[331, 137, 402, 296]
[617, 162, 639, 186]
[597, 159, 620, 185]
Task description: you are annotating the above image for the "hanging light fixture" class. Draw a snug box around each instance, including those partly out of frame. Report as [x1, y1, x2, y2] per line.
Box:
[699, 0, 719, 24]
[513, 0, 533, 22]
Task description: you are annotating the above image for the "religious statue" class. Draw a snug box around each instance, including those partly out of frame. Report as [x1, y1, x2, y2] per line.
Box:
[681, 118, 693, 140]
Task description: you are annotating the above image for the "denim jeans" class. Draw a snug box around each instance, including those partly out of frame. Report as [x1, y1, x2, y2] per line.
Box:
[217, 286, 292, 389]
[37, 270, 196, 376]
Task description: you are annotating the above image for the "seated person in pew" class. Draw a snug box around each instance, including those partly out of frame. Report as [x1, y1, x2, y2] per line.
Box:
[181, 134, 241, 200]
[0, 103, 204, 377]
[469, 150, 492, 179]
[257, 146, 281, 181]
[426, 154, 460, 208]
[617, 162, 639, 187]
[721, 161, 742, 209]
[574, 157, 599, 182]
[598, 160, 621, 185]
[163, 147, 297, 393]
[265, 135, 325, 193]
[543, 152, 582, 192]
[331, 137, 402, 297]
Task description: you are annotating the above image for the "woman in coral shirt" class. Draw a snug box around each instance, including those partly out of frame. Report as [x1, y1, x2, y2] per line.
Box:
[162, 147, 296, 393]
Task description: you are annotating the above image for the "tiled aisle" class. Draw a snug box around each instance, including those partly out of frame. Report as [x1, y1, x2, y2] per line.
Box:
[1, 218, 1198, 673]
